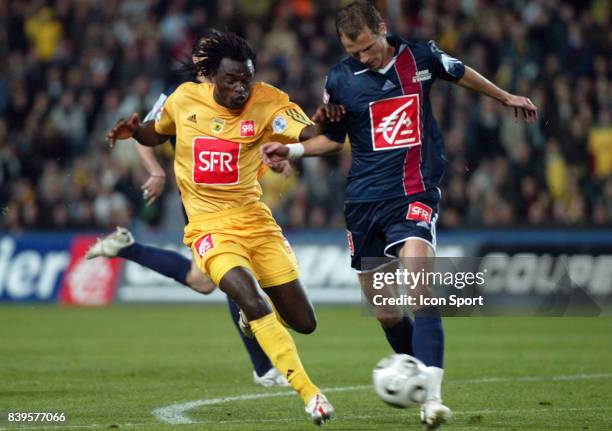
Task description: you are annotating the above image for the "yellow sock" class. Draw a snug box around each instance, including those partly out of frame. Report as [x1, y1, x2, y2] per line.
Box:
[250, 313, 319, 404]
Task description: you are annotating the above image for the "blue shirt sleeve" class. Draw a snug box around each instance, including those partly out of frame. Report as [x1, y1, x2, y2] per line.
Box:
[322, 72, 349, 143]
[427, 40, 465, 82]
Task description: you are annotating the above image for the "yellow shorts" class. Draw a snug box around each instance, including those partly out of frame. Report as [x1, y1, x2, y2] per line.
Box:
[184, 202, 299, 288]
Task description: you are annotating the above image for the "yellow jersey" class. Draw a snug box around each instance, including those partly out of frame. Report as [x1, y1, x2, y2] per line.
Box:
[154, 82, 313, 220]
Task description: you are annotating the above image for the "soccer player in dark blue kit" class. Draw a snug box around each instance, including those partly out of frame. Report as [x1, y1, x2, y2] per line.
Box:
[262, 1, 537, 428]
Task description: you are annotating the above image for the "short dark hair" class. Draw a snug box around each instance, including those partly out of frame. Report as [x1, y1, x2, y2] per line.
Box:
[191, 31, 256, 76]
[336, 1, 384, 41]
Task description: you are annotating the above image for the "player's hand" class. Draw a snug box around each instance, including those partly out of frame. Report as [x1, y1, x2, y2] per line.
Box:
[261, 142, 289, 165]
[312, 103, 346, 124]
[141, 173, 166, 206]
[269, 160, 293, 179]
[107, 112, 140, 148]
[502, 94, 538, 123]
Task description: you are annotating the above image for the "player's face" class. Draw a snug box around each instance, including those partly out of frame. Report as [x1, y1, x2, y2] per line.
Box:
[340, 23, 391, 70]
[212, 58, 254, 110]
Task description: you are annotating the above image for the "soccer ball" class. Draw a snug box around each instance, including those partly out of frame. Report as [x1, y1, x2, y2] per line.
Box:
[372, 354, 428, 408]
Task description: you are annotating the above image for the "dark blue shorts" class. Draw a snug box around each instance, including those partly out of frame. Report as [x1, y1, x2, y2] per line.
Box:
[344, 188, 440, 271]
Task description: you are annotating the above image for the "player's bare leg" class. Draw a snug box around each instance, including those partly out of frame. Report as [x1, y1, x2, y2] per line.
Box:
[185, 260, 216, 294]
[264, 280, 317, 334]
[359, 263, 405, 326]
[218, 266, 334, 425]
[399, 239, 451, 430]
[359, 261, 414, 355]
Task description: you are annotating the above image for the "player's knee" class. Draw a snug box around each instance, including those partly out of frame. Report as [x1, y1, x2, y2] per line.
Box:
[186, 267, 216, 294]
[219, 267, 271, 317]
[295, 314, 317, 334]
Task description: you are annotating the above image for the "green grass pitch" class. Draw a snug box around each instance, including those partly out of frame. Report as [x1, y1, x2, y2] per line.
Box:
[1, 305, 610, 430]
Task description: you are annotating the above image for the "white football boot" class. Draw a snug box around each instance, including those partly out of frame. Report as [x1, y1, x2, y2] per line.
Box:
[305, 393, 335, 426]
[253, 368, 290, 387]
[420, 366, 452, 430]
[85, 227, 134, 259]
[420, 400, 452, 430]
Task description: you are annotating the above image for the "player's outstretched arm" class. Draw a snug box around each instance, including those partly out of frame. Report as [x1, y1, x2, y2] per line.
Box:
[261, 103, 345, 166]
[107, 113, 171, 148]
[261, 135, 344, 166]
[456, 66, 538, 123]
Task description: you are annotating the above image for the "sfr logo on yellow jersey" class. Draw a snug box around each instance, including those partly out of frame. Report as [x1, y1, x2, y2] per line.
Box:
[240, 120, 255, 137]
[193, 137, 239, 185]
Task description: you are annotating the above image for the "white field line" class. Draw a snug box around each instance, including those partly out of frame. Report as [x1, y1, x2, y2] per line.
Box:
[0, 373, 609, 430]
[152, 372, 612, 425]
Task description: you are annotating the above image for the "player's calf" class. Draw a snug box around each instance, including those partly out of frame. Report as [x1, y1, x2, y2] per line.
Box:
[265, 280, 317, 334]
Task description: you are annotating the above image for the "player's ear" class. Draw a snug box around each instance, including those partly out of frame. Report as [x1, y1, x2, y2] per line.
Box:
[378, 22, 387, 37]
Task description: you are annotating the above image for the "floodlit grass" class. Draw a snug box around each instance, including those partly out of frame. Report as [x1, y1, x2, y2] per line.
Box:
[1, 305, 610, 430]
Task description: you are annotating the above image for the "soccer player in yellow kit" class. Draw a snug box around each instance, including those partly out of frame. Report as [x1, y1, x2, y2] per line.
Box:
[107, 32, 344, 425]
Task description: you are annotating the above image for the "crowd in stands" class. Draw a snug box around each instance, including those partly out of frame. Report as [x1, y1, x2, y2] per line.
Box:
[1, 0, 610, 232]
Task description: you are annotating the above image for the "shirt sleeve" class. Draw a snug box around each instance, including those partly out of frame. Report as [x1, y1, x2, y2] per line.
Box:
[427, 40, 465, 82]
[154, 93, 176, 136]
[143, 93, 168, 122]
[322, 72, 349, 143]
[268, 100, 314, 143]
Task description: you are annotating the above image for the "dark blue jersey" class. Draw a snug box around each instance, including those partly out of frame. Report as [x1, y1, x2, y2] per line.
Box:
[323, 36, 465, 203]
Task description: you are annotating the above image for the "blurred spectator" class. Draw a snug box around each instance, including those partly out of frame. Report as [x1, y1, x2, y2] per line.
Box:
[0, 0, 610, 232]
[25, 6, 62, 61]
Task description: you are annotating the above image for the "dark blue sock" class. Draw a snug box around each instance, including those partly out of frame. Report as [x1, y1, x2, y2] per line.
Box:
[412, 306, 444, 368]
[227, 297, 273, 377]
[382, 316, 414, 354]
[117, 243, 190, 286]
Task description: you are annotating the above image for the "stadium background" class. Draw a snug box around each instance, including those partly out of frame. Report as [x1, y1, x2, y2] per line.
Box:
[0, 2, 611, 430]
[0, 0, 609, 305]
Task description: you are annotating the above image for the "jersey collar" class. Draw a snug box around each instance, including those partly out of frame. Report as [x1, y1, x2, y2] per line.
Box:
[352, 35, 407, 75]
